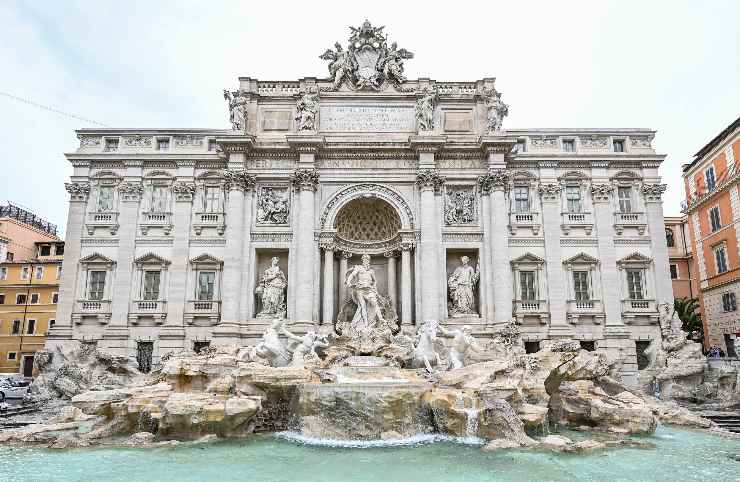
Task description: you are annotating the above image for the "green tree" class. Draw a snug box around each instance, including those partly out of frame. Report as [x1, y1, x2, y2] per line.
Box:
[674, 297, 702, 334]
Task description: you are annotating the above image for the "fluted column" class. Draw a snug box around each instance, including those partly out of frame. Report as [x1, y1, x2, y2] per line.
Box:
[322, 245, 335, 324]
[385, 251, 398, 312]
[220, 171, 246, 323]
[338, 251, 351, 305]
[401, 243, 413, 324]
[416, 170, 445, 322]
[291, 168, 319, 322]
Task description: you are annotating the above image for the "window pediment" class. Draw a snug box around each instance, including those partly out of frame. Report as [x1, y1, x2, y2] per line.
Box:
[134, 252, 171, 266]
[611, 170, 641, 184]
[563, 252, 599, 266]
[558, 170, 589, 184]
[190, 253, 223, 266]
[617, 252, 652, 266]
[79, 252, 116, 266]
[511, 252, 545, 266]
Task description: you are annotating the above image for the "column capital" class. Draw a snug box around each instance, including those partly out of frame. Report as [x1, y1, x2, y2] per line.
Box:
[400, 241, 416, 252]
[591, 183, 614, 203]
[65, 182, 90, 202]
[641, 183, 667, 203]
[291, 168, 320, 192]
[171, 181, 196, 202]
[416, 169, 446, 192]
[477, 169, 509, 194]
[223, 169, 257, 192]
[383, 250, 399, 258]
[320, 242, 336, 252]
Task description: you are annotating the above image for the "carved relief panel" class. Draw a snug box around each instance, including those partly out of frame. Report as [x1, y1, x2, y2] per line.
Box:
[256, 185, 291, 226]
[444, 185, 478, 226]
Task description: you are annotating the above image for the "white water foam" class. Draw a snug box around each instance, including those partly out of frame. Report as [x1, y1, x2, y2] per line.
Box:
[274, 432, 484, 448]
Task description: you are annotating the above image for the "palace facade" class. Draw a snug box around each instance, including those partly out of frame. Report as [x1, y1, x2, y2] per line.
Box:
[48, 22, 673, 385]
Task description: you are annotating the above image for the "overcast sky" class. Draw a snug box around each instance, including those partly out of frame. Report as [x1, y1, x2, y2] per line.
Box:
[1, 0, 738, 235]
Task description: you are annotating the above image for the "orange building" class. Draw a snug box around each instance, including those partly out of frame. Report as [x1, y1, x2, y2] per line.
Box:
[664, 216, 696, 301]
[0, 203, 59, 262]
[682, 117, 740, 355]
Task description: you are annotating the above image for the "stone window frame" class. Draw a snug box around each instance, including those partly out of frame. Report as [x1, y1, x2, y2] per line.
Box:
[708, 204, 722, 232]
[616, 252, 655, 303]
[563, 252, 602, 304]
[561, 138, 577, 153]
[187, 254, 224, 302]
[193, 171, 227, 235]
[721, 291, 737, 312]
[509, 171, 538, 213]
[103, 137, 119, 152]
[669, 263, 679, 279]
[558, 171, 591, 214]
[510, 252, 547, 304]
[610, 170, 643, 214]
[132, 253, 171, 303]
[7, 351, 17, 361]
[156, 136, 171, 151]
[712, 241, 729, 275]
[140, 171, 175, 235]
[77, 253, 116, 302]
[88, 171, 122, 215]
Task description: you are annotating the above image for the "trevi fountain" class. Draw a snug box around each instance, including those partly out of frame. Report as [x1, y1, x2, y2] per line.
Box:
[2, 20, 740, 482]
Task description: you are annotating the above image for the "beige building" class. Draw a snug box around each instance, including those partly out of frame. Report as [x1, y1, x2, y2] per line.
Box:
[664, 216, 696, 301]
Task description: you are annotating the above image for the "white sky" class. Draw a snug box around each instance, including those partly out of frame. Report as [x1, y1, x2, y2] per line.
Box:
[1, 0, 738, 235]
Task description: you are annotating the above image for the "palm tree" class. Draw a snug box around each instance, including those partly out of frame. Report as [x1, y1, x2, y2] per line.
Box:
[674, 297, 702, 335]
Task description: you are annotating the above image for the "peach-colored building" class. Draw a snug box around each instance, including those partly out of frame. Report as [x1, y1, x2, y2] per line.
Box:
[664, 216, 696, 301]
[682, 117, 740, 355]
[0, 203, 59, 262]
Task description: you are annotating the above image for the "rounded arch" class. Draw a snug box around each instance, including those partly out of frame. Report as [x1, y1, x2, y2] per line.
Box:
[320, 183, 415, 231]
[335, 198, 402, 242]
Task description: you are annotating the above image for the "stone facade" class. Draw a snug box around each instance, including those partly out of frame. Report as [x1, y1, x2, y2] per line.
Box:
[48, 21, 672, 386]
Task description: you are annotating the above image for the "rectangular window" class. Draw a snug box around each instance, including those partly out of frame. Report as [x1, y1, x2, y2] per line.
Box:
[722, 292, 737, 312]
[626, 269, 644, 300]
[21, 266, 30, 280]
[565, 186, 582, 213]
[714, 245, 728, 274]
[6, 252, 13, 262]
[35, 266, 43, 279]
[0, 267, 6, 280]
[617, 187, 632, 213]
[669, 264, 678, 279]
[193, 341, 211, 354]
[573, 271, 590, 301]
[104, 138, 119, 152]
[705, 166, 716, 191]
[16, 294, 27, 305]
[142, 271, 161, 301]
[52, 293, 58, 304]
[197, 271, 216, 301]
[39, 245, 51, 256]
[56, 266, 62, 280]
[30, 293, 39, 304]
[97, 186, 115, 212]
[12, 320, 20, 335]
[613, 139, 625, 152]
[27, 319, 35, 335]
[0, 294, 4, 304]
[7, 352, 17, 361]
[88, 271, 106, 301]
[513, 187, 530, 213]
[208, 140, 217, 152]
[520, 271, 536, 301]
[157, 138, 170, 150]
[49, 319, 55, 326]
[562, 139, 575, 152]
[709, 206, 721, 232]
[204, 186, 221, 213]
[151, 186, 169, 213]
[55, 244, 64, 255]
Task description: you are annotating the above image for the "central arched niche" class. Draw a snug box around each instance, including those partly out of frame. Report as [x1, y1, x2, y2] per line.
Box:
[334, 197, 401, 242]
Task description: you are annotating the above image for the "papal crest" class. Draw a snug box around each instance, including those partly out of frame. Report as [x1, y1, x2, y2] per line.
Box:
[320, 20, 413, 91]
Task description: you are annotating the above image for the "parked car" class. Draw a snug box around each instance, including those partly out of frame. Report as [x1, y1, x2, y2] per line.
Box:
[0, 377, 30, 402]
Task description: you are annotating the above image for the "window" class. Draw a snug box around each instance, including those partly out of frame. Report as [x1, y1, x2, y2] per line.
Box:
[669, 264, 678, 279]
[520, 271, 537, 301]
[30, 293, 39, 304]
[0, 294, 4, 304]
[35, 266, 43, 279]
[151, 186, 169, 213]
[104, 138, 119, 152]
[579, 341, 595, 352]
[617, 187, 632, 213]
[7, 352, 17, 361]
[613, 139, 625, 152]
[137, 341, 154, 374]
[204, 186, 221, 213]
[56, 266, 62, 280]
[88, 271, 106, 300]
[197, 271, 216, 301]
[714, 245, 728, 274]
[55, 244, 64, 255]
[0, 267, 6, 280]
[573, 271, 590, 301]
[52, 293, 58, 304]
[524, 341, 540, 354]
[705, 166, 716, 191]
[565, 186, 582, 213]
[49, 319, 55, 327]
[6, 252, 13, 262]
[709, 206, 721, 232]
[157, 138, 170, 150]
[208, 140, 217, 152]
[665, 228, 675, 247]
[16, 294, 27, 305]
[193, 341, 211, 354]
[21, 266, 30, 280]
[626, 269, 644, 300]
[11, 320, 20, 335]
[98, 186, 115, 212]
[562, 139, 575, 152]
[513, 187, 530, 213]
[142, 271, 161, 301]
[722, 292, 737, 312]
[635, 341, 651, 370]
[39, 245, 51, 256]
[27, 319, 35, 335]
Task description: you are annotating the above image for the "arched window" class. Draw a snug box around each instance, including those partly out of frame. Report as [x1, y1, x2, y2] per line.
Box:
[665, 228, 675, 248]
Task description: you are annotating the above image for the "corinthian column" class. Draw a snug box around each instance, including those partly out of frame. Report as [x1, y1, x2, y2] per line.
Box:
[220, 171, 246, 324]
[238, 175, 257, 320]
[291, 168, 319, 323]
[416, 169, 445, 322]
[642, 184, 672, 307]
[322, 244, 335, 324]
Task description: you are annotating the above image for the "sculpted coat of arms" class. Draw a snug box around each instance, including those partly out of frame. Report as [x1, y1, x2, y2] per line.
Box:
[320, 20, 413, 91]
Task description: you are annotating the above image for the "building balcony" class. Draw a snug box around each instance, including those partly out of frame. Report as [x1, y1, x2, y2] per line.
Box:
[129, 299, 167, 324]
[86, 211, 119, 235]
[140, 212, 173, 235]
[509, 211, 541, 235]
[561, 212, 594, 235]
[193, 212, 226, 235]
[184, 300, 222, 325]
[613, 212, 646, 235]
[513, 299, 549, 324]
[73, 299, 112, 324]
[566, 299, 604, 324]
[621, 298, 659, 323]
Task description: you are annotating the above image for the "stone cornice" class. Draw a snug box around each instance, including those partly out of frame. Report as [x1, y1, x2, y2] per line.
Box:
[409, 135, 447, 153]
[479, 135, 517, 155]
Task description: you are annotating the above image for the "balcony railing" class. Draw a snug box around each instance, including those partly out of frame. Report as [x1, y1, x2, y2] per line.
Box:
[509, 211, 541, 235]
[184, 300, 222, 324]
[514, 299, 548, 312]
[621, 298, 656, 313]
[567, 299, 603, 312]
[73, 299, 112, 324]
[86, 211, 119, 235]
[140, 212, 173, 235]
[193, 212, 226, 235]
[561, 212, 594, 235]
[129, 299, 168, 324]
[613, 212, 646, 235]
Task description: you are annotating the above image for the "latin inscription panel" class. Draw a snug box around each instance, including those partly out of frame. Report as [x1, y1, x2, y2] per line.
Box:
[320, 105, 415, 132]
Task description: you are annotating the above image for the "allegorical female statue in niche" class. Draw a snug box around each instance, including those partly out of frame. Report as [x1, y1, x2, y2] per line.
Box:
[255, 256, 287, 317]
[447, 256, 480, 316]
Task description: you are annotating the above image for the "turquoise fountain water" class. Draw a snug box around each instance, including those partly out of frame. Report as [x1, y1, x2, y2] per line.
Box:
[1, 426, 738, 482]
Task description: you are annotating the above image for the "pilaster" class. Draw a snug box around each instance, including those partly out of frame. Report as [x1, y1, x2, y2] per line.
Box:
[642, 184, 672, 306]
[416, 168, 445, 322]
[591, 183, 623, 327]
[539, 183, 570, 337]
[220, 171, 246, 324]
[166, 181, 196, 327]
[291, 166, 320, 323]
